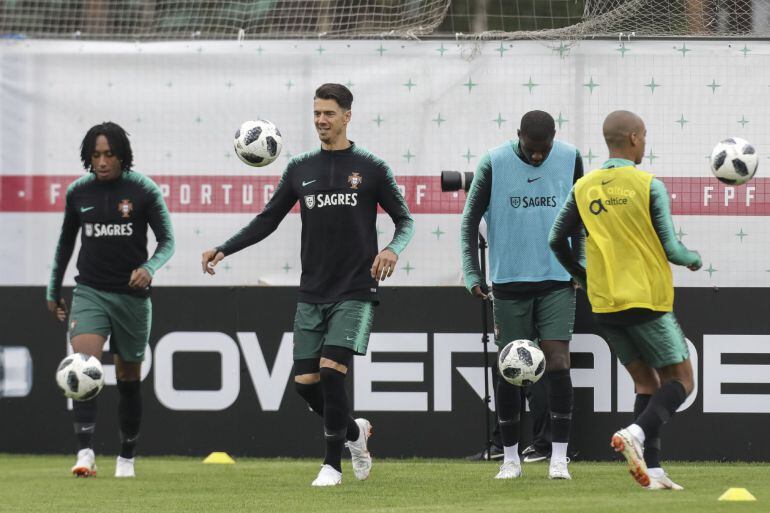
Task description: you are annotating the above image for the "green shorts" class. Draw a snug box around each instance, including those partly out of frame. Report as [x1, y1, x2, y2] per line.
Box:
[492, 287, 575, 349]
[68, 284, 152, 362]
[293, 300, 375, 360]
[595, 311, 689, 368]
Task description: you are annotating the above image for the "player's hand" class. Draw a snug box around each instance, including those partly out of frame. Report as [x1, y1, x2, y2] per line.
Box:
[202, 249, 225, 275]
[128, 268, 152, 289]
[47, 298, 68, 322]
[471, 285, 488, 300]
[688, 251, 702, 271]
[370, 249, 398, 281]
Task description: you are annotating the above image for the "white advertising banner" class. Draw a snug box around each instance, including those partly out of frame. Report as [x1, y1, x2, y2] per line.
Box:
[1, 39, 769, 287]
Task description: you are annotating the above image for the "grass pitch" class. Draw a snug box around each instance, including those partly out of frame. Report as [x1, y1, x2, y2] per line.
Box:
[0, 455, 767, 512]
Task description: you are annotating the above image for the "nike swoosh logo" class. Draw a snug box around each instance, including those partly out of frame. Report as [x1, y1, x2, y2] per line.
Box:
[601, 179, 615, 185]
[346, 336, 355, 341]
[302, 180, 317, 187]
[527, 177, 541, 183]
[80, 206, 94, 212]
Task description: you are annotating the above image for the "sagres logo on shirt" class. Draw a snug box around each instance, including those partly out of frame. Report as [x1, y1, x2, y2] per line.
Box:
[510, 196, 557, 208]
[304, 193, 358, 209]
[84, 222, 134, 237]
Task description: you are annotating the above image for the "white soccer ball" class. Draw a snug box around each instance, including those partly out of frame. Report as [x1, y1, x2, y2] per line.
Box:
[710, 137, 758, 186]
[55, 353, 104, 401]
[233, 119, 283, 167]
[498, 339, 546, 386]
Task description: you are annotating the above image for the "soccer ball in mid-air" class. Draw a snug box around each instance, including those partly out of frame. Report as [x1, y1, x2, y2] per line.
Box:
[498, 339, 546, 386]
[233, 119, 283, 167]
[55, 353, 104, 401]
[710, 137, 758, 186]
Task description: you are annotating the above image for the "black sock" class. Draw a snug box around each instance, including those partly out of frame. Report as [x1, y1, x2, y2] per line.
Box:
[73, 398, 97, 450]
[495, 377, 521, 447]
[635, 381, 687, 442]
[294, 381, 360, 442]
[634, 393, 661, 468]
[546, 369, 573, 444]
[117, 380, 142, 459]
[320, 367, 350, 472]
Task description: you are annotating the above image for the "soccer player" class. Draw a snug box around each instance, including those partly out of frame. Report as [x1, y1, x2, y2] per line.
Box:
[461, 110, 583, 480]
[46, 122, 175, 478]
[201, 83, 414, 487]
[549, 110, 701, 490]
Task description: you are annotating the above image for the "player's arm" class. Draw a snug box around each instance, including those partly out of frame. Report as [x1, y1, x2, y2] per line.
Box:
[650, 178, 701, 270]
[460, 153, 492, 298]
[46, 190, 79, 321]
[202, 166, 297, 274]
[569, 151, 586, 266]
[132, 181, 176, 289]
[549, 191, 587, 290]
[371, 166, 414, 281]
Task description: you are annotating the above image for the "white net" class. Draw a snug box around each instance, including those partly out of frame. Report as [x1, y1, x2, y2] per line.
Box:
[0, 0, 451, 40]
[2, 1, 769, 40]
[467, 0, 770, 40]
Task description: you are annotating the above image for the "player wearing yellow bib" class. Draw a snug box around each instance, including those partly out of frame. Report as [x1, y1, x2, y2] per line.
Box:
[549, 111, 701, 491]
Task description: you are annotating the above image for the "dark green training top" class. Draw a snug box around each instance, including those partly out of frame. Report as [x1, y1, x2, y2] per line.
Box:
[47, 171, 175, 300]
[217, 143, 414, 304]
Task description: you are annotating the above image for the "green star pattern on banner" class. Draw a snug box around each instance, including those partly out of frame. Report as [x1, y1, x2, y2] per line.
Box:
[584, 77, 599, 93]
[523, 77, 538, 93]
[555, 112, 568, 129]
[676, 43, 692, 57]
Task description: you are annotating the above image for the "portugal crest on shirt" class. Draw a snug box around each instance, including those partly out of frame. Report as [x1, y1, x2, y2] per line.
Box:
[118, 199, 133, 218]
[348, 172, 362, 190]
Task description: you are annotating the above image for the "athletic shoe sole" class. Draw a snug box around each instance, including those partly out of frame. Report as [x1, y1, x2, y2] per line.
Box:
[611, 432, 650, 487]
[72, 466, 96, 478]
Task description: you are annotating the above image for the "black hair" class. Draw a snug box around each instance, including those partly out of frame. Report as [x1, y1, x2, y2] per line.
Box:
[520, 110, 556, 140]
[80, 122, 133, 172]
[314, 83, 353, 110]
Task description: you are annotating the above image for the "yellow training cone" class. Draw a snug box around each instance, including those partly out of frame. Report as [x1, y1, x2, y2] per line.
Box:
[718, 488, 756, 501]
[203, 452, 236, 464]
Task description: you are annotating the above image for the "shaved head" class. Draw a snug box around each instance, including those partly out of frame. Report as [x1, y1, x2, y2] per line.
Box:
[602, 110, 646, 164]
[603, 111, 644, 148]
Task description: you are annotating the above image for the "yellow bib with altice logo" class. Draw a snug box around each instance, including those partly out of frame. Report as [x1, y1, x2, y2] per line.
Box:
[573, 166, 674, 313]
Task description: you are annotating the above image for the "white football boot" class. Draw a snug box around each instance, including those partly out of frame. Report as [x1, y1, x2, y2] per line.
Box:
[311, 464, 342, 487]
[548, 458, 572, 480]
[346, 418, 373, 480]
[71, 448, 97, 477]
[115, 456, 135, 478]
[611, 428, 650, 487]
[646, 469, 684, 490]
[494, 461, 522, 479]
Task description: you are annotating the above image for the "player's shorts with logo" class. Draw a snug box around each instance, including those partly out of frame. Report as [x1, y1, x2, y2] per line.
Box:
[493, 287, 575, 348]
[293, 300, 375, 359]
[68, 284, 151, 362]
[595, 311, 689, 368]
